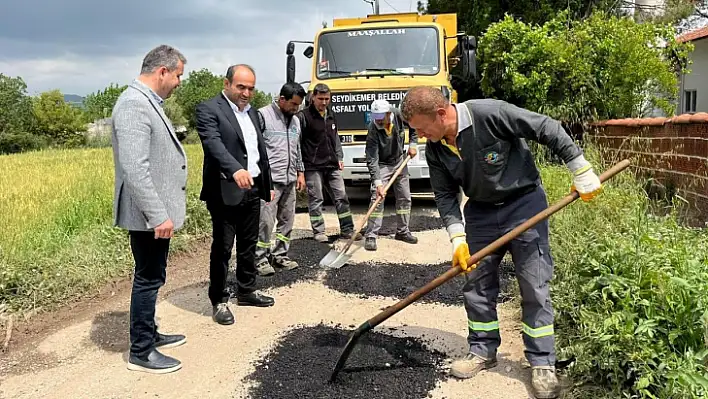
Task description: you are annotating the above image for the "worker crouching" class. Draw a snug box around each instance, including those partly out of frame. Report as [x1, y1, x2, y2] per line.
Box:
[363, 99, 418, 251]
[400, 86, 602, 399]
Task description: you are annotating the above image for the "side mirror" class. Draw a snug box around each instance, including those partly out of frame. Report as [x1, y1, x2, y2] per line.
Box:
[303, 46, 314, 59]
[286, 41, 295, 56]
[458, 35, 478, 81]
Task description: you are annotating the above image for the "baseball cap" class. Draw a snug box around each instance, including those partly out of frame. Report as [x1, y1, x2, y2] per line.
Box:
[370, 99, 391, 120]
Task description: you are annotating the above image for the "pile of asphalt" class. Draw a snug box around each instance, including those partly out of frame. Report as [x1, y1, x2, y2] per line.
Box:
[323, 260, 517, 305]
[244, 324, 448, 399]
[377, 215, 444, 236]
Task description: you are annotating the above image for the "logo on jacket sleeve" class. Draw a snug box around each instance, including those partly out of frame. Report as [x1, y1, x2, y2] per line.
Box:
[484, 151, 499, 164]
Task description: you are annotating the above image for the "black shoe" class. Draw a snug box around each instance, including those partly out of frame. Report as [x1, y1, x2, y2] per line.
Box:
[155, 332, 186, 349]
[212, 303, 234, 325]
[340, 231, 363, 241]
[237, 291, 275, 307]
[365, 237, 377, 251]
[395, 232, 418, 244]
[127, 348, 182, 374]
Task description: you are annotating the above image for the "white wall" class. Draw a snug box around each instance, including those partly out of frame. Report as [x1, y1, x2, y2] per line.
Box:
[679, 38, 708, 114]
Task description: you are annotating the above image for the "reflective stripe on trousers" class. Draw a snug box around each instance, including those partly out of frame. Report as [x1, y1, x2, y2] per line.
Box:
[256, 182, 296, 261]
[365, 163, 412, 238]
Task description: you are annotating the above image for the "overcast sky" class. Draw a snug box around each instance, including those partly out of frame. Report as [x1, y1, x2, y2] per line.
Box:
[0, 0, 421, 97]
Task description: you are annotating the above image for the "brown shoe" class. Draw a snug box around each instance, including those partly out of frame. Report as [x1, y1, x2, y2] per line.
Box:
[531, 366, 560, 398]
[450, 352, 497, 379]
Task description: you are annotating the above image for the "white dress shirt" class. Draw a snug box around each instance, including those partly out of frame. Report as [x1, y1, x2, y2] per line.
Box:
[223, 92, 261, 178]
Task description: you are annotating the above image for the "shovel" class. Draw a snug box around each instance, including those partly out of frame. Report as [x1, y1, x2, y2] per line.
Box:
[319, 155, 412, 269]
[328, 158, 631, 382]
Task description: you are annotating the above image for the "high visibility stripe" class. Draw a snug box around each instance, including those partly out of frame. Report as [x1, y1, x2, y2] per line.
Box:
[369, 212, 383, 219]
[338, 211, 352, 219]
[276, 233, 290, 243]
[522, 323, 554, 338]
[468, 320, 499, 331]
[256, 241, 271, 248]
[310, 215, 323, 221]
[396, 209, 410, 214]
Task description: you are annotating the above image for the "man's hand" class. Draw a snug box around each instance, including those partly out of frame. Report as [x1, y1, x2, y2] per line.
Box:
[451, 236, 476, 273]
[339, 161, 344, 170]
[571, 166, 602, 202]
[297, 172, 306, 192]
[233, 169, 254, 189]
[154, 218, 174, 239]
[269, 190, 275, 202]
[376, 184, 386, 200]
[408, 146, 417, 158]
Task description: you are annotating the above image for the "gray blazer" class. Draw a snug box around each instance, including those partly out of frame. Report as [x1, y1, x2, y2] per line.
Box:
[111, 79, 188, 232]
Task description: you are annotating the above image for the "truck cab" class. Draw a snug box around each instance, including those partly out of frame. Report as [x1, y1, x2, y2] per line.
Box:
[285, 9, 477, 197]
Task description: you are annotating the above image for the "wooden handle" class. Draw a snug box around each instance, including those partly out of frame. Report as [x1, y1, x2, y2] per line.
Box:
[365, 159, 631, 329]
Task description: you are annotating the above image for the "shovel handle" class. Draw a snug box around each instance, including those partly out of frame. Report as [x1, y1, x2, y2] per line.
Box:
[365, 159, 631, 329]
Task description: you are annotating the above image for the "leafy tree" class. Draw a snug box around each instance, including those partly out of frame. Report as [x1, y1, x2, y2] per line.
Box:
[173, 68, 274, 129]
[32, 90, 87, 147]
[82, 83, 127, 122]
[0, 74, 35, 135]
[477, 11, 693, 124]
[164, 95, 188, 128]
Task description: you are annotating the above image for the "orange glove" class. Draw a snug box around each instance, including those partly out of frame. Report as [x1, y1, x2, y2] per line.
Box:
[451, 236, 477, 273]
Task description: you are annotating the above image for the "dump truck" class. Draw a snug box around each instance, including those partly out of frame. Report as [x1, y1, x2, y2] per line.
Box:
[285, 1, 478, 197]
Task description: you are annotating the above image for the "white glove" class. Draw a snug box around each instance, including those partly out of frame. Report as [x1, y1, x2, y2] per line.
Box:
[567, 155, 602, 201]
[451, 236, 466, 253]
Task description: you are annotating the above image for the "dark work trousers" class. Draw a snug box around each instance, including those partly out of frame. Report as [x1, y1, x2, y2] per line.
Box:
[462, 184, 556, 367]
[129, 230, 170, 358]
[206, 186, 260, 306]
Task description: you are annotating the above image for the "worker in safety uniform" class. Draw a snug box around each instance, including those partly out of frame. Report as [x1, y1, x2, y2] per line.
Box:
[363, 99, 419, 251]
[400, 86, 602, 399]
[254, 82, 307, 276]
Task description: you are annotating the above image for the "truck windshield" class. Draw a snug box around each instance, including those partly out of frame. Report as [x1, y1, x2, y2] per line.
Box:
[316, 27, 439, 79]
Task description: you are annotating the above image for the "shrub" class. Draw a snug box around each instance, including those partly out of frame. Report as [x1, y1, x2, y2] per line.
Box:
[0, 132, 47, 154]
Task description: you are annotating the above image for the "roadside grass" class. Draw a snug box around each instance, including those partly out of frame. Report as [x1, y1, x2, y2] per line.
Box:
[0, 144, 211, 316]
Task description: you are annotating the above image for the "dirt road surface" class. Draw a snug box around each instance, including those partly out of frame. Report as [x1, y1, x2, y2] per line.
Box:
[0, 199, 540, 399]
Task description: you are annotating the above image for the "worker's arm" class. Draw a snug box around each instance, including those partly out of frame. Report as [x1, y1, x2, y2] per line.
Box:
[365, 122, 382, 186]
[426, 144, 464, 242]
[294, 116, 305, 173]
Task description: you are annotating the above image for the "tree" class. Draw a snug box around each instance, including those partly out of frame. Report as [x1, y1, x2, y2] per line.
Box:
[82, 83, 127, 122]
[173, 68, 274, 130]
[0, 74, 35, 135]
[33, 90, 87, 147]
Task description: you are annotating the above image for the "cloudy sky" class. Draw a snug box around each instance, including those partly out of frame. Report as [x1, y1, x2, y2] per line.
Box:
[0, 0, 421, 97]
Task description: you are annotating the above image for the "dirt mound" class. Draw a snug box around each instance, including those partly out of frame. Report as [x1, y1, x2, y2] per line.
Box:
[377, 215, 444, 236]
[323, 261, 517, 305]
[244, 324, 449, 399]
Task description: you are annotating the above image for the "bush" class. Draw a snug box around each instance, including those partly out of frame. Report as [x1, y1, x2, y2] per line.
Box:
[541, 144, 708, 398]
[0, 132, 47, 154]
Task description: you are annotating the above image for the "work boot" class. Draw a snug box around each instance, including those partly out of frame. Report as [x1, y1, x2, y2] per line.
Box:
[340, 231, 362, 241]
[395, 232, 418, 244]
[314, 233, 328, 243]
[256, 258, 275, 276]
[365, 237, 377, 251]
[531, 366, 560, 399]
[273, 255, 298, 270]
[450, 352, 497, 379]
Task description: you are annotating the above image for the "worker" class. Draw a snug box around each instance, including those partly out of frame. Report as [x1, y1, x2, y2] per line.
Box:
[297, 83, 361, 242]
[254, 82, 308, 276]
[399, 86, 602, 399]
[363, 99, 419, 251]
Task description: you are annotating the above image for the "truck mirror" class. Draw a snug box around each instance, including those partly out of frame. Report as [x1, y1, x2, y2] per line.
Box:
[466, 36, 477, 49]
[286, 54, 296, 83]
[286, 41, 295, 56]
[303, 46, 314, 59]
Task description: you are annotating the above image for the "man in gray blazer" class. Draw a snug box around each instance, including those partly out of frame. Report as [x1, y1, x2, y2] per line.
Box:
[111, 44, 188, 374]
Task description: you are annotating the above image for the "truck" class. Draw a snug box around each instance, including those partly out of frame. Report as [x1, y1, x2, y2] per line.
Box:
[284, 1, 478, 197]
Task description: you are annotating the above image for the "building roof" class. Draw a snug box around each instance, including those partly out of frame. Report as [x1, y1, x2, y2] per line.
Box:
[676, 26, 708, 43]
[589, 112, 708, 127]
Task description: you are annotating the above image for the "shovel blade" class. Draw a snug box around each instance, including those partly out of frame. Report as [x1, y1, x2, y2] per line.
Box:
[319, 248, 352, 269]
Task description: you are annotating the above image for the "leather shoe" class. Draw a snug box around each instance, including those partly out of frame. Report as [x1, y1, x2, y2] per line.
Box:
[395, 232, 418, 244]
[212, 303, 234, 325]
[237, 292, 275, 307]
[127, 348, 181, 374]
[155, 332, 186, 349]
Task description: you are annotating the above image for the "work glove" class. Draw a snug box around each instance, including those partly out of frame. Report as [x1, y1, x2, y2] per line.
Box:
[451, 236, 476, 273]
[567, 155, 602, 202]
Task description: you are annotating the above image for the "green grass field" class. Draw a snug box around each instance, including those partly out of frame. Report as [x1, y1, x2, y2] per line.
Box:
[0, 144, 210, 315]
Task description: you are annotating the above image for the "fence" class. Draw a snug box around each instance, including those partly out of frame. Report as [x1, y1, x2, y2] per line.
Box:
[586, 112, 708, 226]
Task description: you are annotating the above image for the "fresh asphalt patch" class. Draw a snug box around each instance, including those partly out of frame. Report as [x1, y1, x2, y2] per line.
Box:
[244, 323, 449, 399]
[323, 260, 517, 306]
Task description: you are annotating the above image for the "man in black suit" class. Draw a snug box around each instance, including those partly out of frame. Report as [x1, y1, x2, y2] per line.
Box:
[196, 64, 276, 325]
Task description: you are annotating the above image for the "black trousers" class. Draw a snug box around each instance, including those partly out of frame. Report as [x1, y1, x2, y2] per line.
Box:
[206, 187, 260, 305]
[128, 230, 170, 358]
